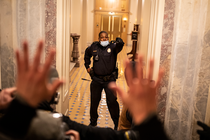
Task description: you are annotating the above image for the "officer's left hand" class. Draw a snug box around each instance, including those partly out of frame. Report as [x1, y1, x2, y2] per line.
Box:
[197, 121, 210, 140]
[87, 68, 91, 73]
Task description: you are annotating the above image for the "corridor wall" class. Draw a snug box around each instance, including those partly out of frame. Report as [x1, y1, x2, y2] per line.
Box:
[0, 0, 16, 88]
[0, 0, 45, 89]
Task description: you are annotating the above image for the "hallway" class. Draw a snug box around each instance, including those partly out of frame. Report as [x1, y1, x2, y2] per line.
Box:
[68, 45, 131, 128]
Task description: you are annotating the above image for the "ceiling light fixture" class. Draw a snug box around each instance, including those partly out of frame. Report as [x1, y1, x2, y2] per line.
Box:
[109, 12, 115, 15]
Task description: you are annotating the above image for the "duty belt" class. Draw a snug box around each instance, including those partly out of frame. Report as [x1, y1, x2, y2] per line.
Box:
[91, 68, 118, 82]
[95, 74, 113, 82]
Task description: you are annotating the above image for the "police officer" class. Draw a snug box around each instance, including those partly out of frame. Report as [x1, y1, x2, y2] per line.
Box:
[84, 31, 124, 130]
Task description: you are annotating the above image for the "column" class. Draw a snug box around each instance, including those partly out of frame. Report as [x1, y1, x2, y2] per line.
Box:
[71, 34, 80, 67]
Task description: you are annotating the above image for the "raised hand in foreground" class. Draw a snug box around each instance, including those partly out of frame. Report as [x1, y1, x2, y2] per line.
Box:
[15, 40, 64, 107]
[109, 54, 164, 125]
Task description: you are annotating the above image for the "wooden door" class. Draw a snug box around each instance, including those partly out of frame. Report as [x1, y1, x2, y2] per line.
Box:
[101, 15, 122, 41]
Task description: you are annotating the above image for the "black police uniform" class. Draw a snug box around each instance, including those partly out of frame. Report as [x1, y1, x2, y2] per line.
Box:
[84, 38, 124, 129]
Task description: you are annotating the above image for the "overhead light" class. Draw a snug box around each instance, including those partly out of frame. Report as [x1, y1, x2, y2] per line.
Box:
[109, 0, 115, 2]
[109, 12, 115, 15]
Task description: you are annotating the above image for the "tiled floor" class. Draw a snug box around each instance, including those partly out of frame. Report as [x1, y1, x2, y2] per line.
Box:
[69, 46, 131, 129]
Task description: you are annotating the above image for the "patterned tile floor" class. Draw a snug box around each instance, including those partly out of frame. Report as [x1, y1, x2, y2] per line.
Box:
[68, 46, 131, 129]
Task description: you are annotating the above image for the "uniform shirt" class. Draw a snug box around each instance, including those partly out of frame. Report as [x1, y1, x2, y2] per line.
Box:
[84, 41, 124, 76]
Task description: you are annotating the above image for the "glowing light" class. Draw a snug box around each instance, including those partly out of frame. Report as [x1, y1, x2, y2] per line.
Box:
[99, 7, 102, 10]
[123, 17, 127, 21]
[109, 12, 115, 15]
[52, 113, 62, 118]
[109, 0, 115, 2]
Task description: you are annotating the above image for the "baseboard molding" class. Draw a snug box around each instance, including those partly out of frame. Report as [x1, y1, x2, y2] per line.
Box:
[64, 109, 69, 116]
[70, 62, 76, 72]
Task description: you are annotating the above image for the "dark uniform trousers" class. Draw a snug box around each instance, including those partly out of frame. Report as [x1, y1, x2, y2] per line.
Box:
[90, 76, 119, 127]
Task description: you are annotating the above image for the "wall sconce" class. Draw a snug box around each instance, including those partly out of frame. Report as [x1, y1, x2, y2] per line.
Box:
[99, 7, 102, 10]
[123, 17, 127, 22]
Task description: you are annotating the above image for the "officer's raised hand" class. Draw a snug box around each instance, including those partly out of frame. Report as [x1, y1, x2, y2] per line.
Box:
[114, 37, 124, 53]
[116, 37, 124, 44]
[109, 54, 164, 125]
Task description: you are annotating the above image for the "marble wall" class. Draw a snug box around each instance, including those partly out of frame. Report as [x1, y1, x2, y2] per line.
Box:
[0, 0, 15, 88]
[45, 0, 56, 66]
[16, 0, 45, 60]
[163, 0, 210, 140]
[0, 0, 56, 88]
[157, 0, 175, 122]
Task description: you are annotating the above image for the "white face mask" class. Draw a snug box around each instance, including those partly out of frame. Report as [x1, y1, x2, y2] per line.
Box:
[100, 40, 109, 47]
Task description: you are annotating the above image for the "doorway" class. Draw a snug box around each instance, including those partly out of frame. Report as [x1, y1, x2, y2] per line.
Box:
[101, 15, 122, 41]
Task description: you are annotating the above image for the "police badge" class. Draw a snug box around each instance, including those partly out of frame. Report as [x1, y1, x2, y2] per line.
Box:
[107, 48, 111, 53]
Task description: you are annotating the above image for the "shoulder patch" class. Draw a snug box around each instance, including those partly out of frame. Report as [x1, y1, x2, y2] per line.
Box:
[93, 50, 97, 52]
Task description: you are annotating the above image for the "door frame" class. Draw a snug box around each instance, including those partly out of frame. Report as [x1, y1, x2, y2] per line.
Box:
[56, 0, 71, 115]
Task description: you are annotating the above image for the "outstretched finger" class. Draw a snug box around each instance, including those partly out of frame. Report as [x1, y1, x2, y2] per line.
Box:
[49, 79, 65, 95]
[136, 54, 144, 80]
[41, 48, 56, 78]
[124, 59, 133, 86]
[147, 58, 154, 81]
[32, 40, 44, 72]
[15, 50, 23, 76]
[23, 41, 29, 71]
[155, 68, 164, 87]
[109, 82, 129, 105]
[197, 121, 210, 130]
